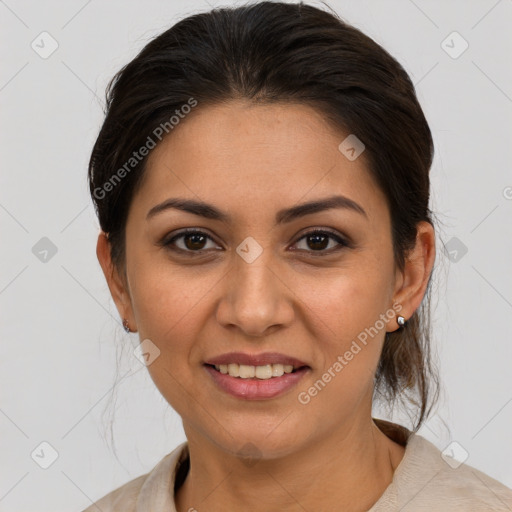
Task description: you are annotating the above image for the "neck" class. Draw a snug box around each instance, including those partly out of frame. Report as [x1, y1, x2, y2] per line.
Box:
[175, 417, 406, 512]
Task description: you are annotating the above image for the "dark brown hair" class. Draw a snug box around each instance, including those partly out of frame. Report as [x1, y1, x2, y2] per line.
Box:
[89, 1, 440, 432]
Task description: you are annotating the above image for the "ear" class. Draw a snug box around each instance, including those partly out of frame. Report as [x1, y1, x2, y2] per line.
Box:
[387, 221, 436, 332]
[96, 231, 137, 332]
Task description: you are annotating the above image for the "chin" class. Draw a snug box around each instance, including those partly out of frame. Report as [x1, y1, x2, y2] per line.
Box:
[207, 419, 309, 462]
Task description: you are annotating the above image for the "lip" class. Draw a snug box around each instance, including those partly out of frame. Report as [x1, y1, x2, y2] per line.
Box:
[204, 364, 310, 400]
[203, 352, 311, 400]
[204, 351, 309, 368]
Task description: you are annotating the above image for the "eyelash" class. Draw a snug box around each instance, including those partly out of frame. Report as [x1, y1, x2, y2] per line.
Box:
[161, 228, 349, 257]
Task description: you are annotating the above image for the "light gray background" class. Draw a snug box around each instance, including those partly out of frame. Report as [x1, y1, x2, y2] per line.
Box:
[1, 0, 511, 510]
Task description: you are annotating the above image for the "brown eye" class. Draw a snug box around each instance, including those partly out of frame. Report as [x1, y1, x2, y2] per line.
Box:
[182, 232, 208, 250]
[161, 228, 348, 257]
[293, 229, 348, 255]
[163, 230, 219, 253]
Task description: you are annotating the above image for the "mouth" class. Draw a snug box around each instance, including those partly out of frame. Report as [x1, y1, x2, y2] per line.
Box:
[205, 362, 306, 379]
[203, 353, 310, 400]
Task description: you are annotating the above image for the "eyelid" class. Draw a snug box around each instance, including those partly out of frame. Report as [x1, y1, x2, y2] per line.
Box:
[294, 227, 347, 243]
[291, 228, 350, 255]
[161, 227, 350, 255]
[161, 228, 222, 252]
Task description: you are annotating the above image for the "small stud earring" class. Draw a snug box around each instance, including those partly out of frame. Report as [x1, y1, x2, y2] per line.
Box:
[397, 315, 406, 328]
[122, 319, 131, 333]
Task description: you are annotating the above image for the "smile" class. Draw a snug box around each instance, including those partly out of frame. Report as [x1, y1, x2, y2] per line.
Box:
[212, 363, 296, 379]
[204, 363, 310, 400]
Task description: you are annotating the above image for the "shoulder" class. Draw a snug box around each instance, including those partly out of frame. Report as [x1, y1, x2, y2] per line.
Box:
[375, 432, 512, 511]
[81, 442, 188, 512]
[81, 473, 147, 512]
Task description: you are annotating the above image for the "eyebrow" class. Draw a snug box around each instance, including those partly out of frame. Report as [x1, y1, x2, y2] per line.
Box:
[146, 194, 368, 224]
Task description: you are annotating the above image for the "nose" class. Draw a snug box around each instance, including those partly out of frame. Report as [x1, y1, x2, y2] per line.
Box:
[215, 252, 294, 338]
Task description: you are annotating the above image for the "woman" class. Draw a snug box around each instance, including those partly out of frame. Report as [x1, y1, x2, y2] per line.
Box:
[83, 2, 512, 510]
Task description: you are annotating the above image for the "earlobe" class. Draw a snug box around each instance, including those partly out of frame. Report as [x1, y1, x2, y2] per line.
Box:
[388, 221, 436, 331]
[96, 231, 137, 331]
[386, 307, 407, 333]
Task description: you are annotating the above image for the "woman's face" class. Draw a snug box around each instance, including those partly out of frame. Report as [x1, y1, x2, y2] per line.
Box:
[115, 100, 405, 458]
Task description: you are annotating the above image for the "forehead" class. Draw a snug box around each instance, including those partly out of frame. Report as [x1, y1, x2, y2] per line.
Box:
[130, 100, 387, 224]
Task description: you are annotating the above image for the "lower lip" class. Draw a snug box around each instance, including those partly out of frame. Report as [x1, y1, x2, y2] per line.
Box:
[204, 365, 309, 400]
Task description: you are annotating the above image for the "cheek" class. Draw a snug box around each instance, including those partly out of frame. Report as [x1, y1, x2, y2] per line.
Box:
[128, 263, 216, 410]
[293, 271, 391, 419]
[129, 255, 216, 339]
[297, 266, 391, 348]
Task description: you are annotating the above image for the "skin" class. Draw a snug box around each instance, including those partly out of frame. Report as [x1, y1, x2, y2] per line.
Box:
[97, 100, 436, 512]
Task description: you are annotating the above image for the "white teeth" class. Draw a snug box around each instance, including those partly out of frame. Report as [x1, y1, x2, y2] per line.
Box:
[213, 363, 299, 379]
[272, 363, 284, 377]
[228, 363, 239, 377]
[239, 364, 256, 378]
[255, 364, 272, 379]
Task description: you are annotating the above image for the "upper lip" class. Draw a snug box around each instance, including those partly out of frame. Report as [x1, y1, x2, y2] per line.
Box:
[205, 352, 309, 368]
